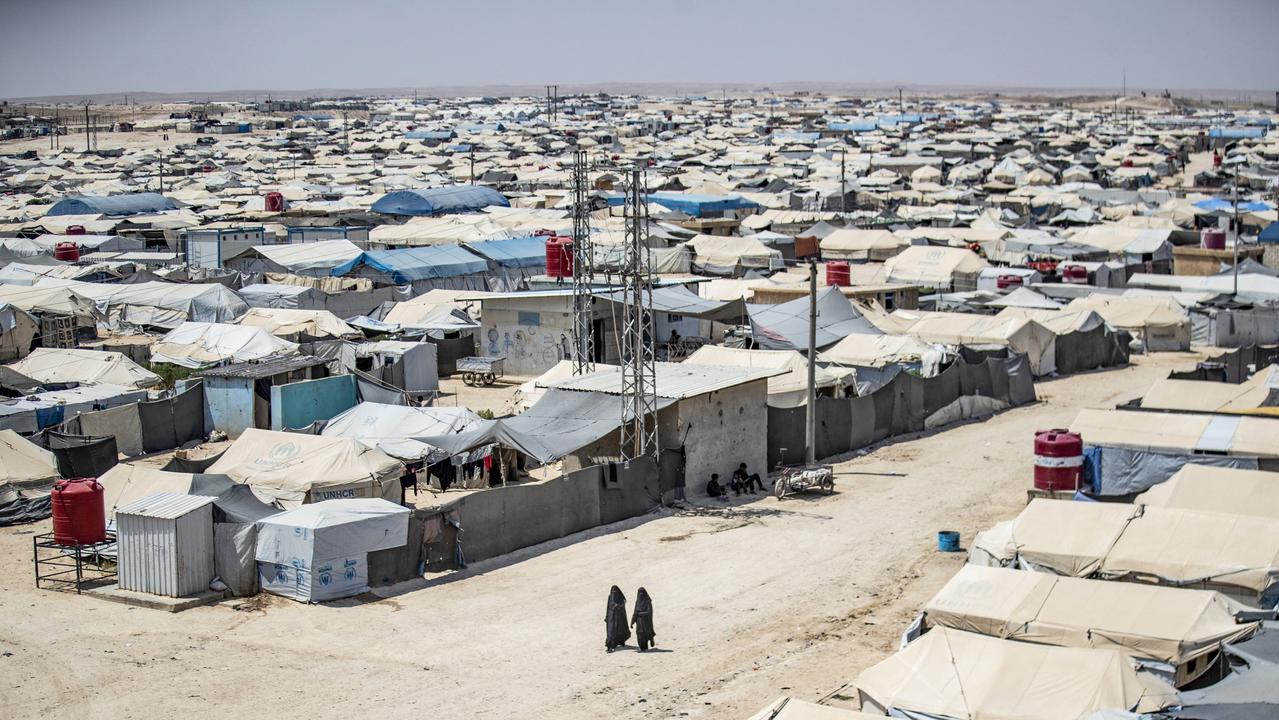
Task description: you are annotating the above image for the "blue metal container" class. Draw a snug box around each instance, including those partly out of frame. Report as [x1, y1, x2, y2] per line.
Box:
[937, 530, 960, 552]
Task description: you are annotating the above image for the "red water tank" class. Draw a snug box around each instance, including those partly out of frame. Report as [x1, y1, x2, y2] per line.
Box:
[826, 260, 851, 287]
[996, 274, 1024, 290]
[1201, 228, 1226, 250]
[265, 191, 285, 213]
[51, 478, 107, 546]
[1033, 430, 1084, 492]
[65, 225, 86, 236]
[1121, 158, 1134, 168]
[546, 236, 573, 278]
[54, 242, 80, 262]
[1062, 264, 1088, 284]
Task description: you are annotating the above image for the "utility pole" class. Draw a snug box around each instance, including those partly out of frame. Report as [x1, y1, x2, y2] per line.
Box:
[839, 138, 847, 218]
[805, 259, 817, 467]
[341, 111, 348, 155]
[620, 165, 657, 462]
[571, 147, 595, 375]
[897, 87, 904, 116]
[84, 103, 90, 152]
[1232, 177, 1240, 297]
[468, 145, 475, 185]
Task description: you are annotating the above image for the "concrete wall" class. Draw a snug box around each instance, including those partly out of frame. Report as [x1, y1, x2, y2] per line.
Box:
[479, 296, 577, 377]
[677, 379, 769, 497]
[269, 374, 358, 431]
[203, 376, 255, 438]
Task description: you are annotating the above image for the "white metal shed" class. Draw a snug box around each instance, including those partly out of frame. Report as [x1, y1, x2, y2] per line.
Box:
[116, 493, 216, 597]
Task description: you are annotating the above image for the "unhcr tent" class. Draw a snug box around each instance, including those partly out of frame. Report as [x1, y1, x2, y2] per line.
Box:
[321, 402, 486, 461]
[686, 234, 782, 275]
[819, 229, 907, 261]
[234, 308, 361, 339]
[10, 347, 162, 389]
[206, 429, 404, 507]
[358, 245, 489, 284]
[371, 186, 508, 216]
[748, 287, 881, 351]
[854, 627, 1178, 719]
[1069, 407, 1279, 495]
[237, 283, 328, 310]
[880, 309, 1058, 376]
[0, 429, 59, 526]
[684, 345, 848, 407]
[46, 192, 176, 217]
[971, 499, 1279, 607]
[44, 279, 250, 327]
[919, 564, 1256, 686]
[1135, 465, 1279, 518]
[0, 304, 40, 361]
[150, 322, 299, 369]
[883, 245, 987, 290]
[1066, 295, 1190, 351]
[236, 240, 364, 277]
[1139, 366, 1279, 415]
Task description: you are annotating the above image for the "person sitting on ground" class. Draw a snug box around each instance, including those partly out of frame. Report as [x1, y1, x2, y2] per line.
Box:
[706, 473, 727, 499]
[731, 463, 765, 494]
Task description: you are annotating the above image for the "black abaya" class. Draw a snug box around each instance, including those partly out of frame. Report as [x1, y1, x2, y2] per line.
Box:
[605, 585, 630, 650]
[631, 587, 655, 651]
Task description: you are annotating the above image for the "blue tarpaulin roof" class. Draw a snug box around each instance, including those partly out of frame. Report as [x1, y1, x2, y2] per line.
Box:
[1260, 222, 1279, 244]
[1194, 198, 1274, 213]
[405, 130, 454, 140]
[360, 245, 489, 283]
[646, 193, 758, 217]
[371, 186, 509, 216]
[47, 192, 177, 217]
[828, 120, 879, 133]
[463, 236, 548, 268]
[1208, 127, 1267, 139]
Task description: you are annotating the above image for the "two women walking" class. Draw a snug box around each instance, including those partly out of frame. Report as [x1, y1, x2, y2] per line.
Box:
[605, 585, 656, 652]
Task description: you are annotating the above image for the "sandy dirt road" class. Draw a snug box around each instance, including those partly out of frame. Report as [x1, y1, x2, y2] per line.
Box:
[0, 352, 1197, 719]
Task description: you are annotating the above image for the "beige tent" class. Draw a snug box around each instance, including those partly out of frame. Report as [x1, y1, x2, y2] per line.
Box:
[970, 498, 1279, 606]
[818, 333, 938, 369]
[818, 229, 907, 262]
[206, 429, 404, 507]
[1139, 365, 1279, 414]
[9, 347, 162, 389]
[0, 429, 59, 501]
[684, 346, 848, 407]
[1135, 465, 1279, 518]
[686, 234, 782, 271]
[97, 463, 197, 518]
[854, 627, 1178, 719]
[1065, 295, 1189, 351]
[747, 698, 880, 720]
[234, 307, 362, 339]
[921, 564, 1256, 686]
[880, 310, 1057, 376]
[1069, 408, 1279, 458]
[882, 245, 987, 290]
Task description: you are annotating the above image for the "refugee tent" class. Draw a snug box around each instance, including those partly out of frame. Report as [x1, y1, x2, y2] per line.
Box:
[321, 402, 486, 461]
[232, 240, 364, 277]
[686, 234, 783, 274]
[1065, 295, 1190, 351]
[357, 245, 490, 284]
[971, 498, 1279, 607]
[853, 627, 1178, 719]
[234, 307, 362, 339]
[1139, 366, 1279, 414]
[44, 280, 250, 327]
[882, 245, 987, 290]
[237, 283, 328, 310]
[463, 236, 548, 269]
[256, 498, 410, 602]
[368, 214, 513, 246]
[9, 347, 162, 389]
[352, 341, 438, 396]
[880, 309, 1059, 376]
[683, 345, 848, 407]
[917, 564, 1257, 686]
[382, 301, 480, 335]
[29, 233, 144, 253]
[0, 303, 39, 361]
[206, 429, 404, 507]
[46, 192, 177, 217]
[371, 185, 509, 216]
[1070, 225, 1174, 263]
[1070, 408, 1279, 495]
[0, 430, 59, 526]
[982, 286, 1062, 310]
[747, 287, 881, 351]
[818, 229, 907, 261]
[1135, 465, 1279, 518]
[596, 284, 745, 324]
[149, 322, 299, 369]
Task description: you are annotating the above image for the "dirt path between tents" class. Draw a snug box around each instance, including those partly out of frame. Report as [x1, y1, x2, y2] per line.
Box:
[0, 352, 1199, 719]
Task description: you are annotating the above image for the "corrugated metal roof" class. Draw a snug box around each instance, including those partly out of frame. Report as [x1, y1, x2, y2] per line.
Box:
[117, 492, 216, 519]
[193, 354, 325, 378]
[549, 361, 783, 399]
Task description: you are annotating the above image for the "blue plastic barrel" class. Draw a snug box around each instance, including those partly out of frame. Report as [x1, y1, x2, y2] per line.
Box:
[937, 530, 960, 552]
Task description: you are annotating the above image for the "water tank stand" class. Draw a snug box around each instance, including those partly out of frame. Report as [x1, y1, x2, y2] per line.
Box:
[33, 531, 117, 594]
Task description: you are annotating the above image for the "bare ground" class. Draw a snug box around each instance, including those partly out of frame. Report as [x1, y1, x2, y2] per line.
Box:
[0, 352, 1197, 719]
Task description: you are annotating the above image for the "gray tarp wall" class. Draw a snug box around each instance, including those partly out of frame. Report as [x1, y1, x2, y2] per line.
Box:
[768, 351, 1036, 467]
[1090, 446, 1266, 497]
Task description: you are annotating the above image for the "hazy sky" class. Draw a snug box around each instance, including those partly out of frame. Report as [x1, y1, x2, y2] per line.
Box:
[3, 0, 1277, 98]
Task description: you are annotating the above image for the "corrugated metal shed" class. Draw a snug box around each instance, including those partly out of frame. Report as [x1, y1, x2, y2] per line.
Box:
[549, 361, 782, 399]
[117, 492, 216, 597]
[193, 354, 324, 379]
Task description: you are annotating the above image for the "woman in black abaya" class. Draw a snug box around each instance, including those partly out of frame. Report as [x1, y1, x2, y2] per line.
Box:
[631, 587, 655, 651]
[605, 585, 630, 651]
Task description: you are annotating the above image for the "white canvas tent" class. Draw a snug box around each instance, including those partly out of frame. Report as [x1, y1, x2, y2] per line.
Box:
[683, 345, 848, 407]
[686, 234, 782, 274]
[321, 402, 485, 461]
[1134, 465, 1279, 518]
[819, 229, 907, 261]
[8, 347, 162, 389]
[882, 245, 987, 290]
[150, 322, 299, 369]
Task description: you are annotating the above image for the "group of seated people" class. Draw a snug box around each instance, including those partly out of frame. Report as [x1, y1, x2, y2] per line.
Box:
[706, 463, 765, 500]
